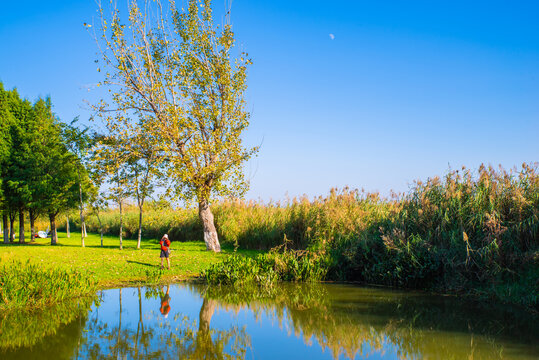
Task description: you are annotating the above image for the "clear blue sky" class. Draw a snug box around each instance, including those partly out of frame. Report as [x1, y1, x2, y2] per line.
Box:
[1, 0, 538, 201]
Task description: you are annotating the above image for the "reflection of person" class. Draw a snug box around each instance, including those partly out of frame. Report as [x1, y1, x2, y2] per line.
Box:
[160, 285, 171, 318]
[159, 234, 171, 269]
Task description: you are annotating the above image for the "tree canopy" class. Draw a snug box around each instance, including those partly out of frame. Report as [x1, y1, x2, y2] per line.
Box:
[93, 0, 257, 251]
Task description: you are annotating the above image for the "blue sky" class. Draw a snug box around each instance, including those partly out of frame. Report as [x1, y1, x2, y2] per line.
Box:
[1, 0, 538, 201]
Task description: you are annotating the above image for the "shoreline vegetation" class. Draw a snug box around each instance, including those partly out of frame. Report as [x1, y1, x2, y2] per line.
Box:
[1, 164, 538, 313]
[82, 164, 537, 311]
[0, 232, 250, 313]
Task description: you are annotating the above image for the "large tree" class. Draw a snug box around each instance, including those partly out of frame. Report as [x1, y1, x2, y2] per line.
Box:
[23, 97, 55, 242]
[92, 0, 257, 251]
[28, 97, 81, 245]
[42, 136, 80, 245]
[0, 82, 14, 244]
[31, 98, 84, 244]
[2, 88, 34, 244]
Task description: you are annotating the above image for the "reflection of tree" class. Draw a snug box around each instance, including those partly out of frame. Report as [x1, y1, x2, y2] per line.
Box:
[134, 286, 147, 358]
[179, 297, 249, 360]
[82, 288, 160, 359]
[198, 298, 216, 343]
[77, 286, 250, 359]
[0, 296, 94, 359]
[192, 283, 539, 360]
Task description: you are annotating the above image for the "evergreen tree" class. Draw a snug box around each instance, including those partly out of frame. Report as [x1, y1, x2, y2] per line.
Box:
[2, 88, 34, 243]
[33, 100, 81, 245]
[0, 82, 14, 243]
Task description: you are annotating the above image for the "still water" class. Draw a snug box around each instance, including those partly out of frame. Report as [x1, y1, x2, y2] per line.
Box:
[1, 283, 538, 359]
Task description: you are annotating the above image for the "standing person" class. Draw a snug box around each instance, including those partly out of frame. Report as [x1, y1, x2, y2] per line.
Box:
[159, 234, 171, 269]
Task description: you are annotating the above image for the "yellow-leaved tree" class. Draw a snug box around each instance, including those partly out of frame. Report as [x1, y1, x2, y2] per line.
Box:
[91, 0, 257, 251]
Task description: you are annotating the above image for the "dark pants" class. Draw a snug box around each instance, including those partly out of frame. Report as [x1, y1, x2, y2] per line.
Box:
[160, 249, 170, 258]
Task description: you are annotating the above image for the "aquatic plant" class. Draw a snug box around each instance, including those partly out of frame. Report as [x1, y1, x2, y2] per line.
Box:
[203, 248, 329, 285]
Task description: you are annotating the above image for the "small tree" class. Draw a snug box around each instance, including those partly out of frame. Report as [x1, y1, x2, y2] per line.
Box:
[61, 118, 95, 247]
[95, 111, 160, 249]
[94, 134, 131, 249]
[93, 0, 257, 251]
[88, 150, 109, 247]
[125, 128, 160, 249]
[89, 191, 108, 247]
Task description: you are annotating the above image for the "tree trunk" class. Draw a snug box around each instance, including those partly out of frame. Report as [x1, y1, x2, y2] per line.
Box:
[199, 298, 216, 333]
[2, 213, 8, 244]
[9, 212, 15, 242]
[49, 213, 58, 245]
[137, 205, 143, 249]
[135, 286, 143, 357]
[96, 212, 103, 247]
[198, 200, 220, 252]
[82, 222, 87, 238]
[79, 181, 85, 247]
[119, 199, 123, 250]
[29, 209, 36, 242]
[66, 215, 70, 238]
[18, 210, 25, 244]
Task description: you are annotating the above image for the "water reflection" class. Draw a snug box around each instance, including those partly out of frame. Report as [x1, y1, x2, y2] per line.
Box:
[195, 283, 539, 359]
[78, 285, 249, 359]
[0, 296, 94, 359]
[0, 283, 537, 359]
[159, 285, 171, 318]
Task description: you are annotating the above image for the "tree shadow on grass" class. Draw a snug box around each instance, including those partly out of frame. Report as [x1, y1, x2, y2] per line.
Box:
[126, 260, 156, 268]
[52, 243, 122, 250]
[0, 242, 45, 247]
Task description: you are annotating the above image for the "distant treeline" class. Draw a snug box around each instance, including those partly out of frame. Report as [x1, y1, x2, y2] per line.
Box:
[74, 163, 539, 309]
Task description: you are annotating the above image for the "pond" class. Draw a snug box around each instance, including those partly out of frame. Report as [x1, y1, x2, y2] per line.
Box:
[1, 283, 538, 359]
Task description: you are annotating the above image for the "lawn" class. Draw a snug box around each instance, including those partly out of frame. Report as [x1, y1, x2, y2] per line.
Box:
[0, 231, 252, 288]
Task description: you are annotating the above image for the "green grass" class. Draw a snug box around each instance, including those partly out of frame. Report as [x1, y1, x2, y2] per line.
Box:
[0, 260, 96, 311]
[0, 231, 257, 288]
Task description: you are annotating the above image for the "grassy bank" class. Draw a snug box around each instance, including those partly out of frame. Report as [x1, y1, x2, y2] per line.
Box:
[0, 260, 96, 311]
[0, 231, 250, 290]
